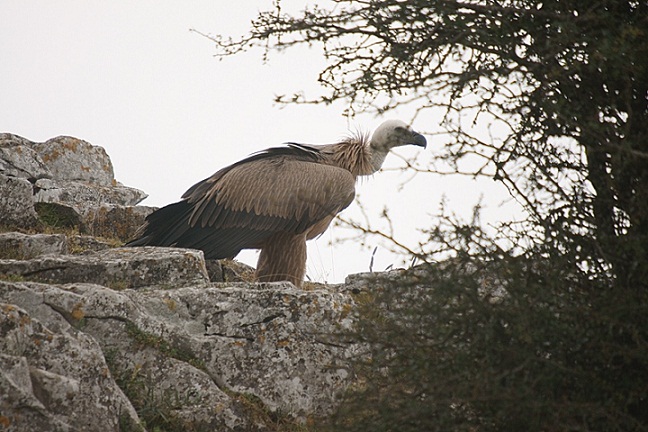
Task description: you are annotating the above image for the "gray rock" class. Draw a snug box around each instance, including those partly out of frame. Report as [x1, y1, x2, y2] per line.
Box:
[0, 232, 68, 260]
[0, 174, 41, 229]
[0, 301, 141, 431]
[0, 133, 34, 148]
[205, 258, 256, 283]
[0, 247, 210, 289]
[33, 178, 147, 212]
[32, 136, 115, 186]
[0, 131, 372, 430]
[0, 133, 51, 180]
[176, 283, 356, 416]
[98, 324, 259, 431]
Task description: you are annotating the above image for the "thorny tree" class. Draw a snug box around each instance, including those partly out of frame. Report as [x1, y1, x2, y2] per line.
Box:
[204, 1, 648, 430]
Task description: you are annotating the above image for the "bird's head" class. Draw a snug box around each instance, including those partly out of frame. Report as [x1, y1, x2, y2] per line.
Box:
[369, 119, 427, 152]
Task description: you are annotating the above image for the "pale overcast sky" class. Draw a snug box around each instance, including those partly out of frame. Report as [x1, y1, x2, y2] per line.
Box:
[1, 1, 517, 282]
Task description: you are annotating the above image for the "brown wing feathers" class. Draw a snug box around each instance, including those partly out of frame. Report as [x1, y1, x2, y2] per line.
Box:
[127, 144, 356, 260]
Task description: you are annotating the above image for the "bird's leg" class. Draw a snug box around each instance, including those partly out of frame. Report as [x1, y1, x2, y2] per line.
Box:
[255, 232, 307, 287]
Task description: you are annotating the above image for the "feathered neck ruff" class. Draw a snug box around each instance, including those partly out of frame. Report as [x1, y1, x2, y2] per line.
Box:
[329, 131, 386, 177]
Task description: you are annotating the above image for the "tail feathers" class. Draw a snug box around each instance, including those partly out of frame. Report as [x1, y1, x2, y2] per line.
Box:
[126, 200, 193, 248]
[126, 200, 272, 260]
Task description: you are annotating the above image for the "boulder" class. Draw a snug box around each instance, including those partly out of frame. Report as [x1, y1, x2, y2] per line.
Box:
[0, 174, 41, 229]
[67, 234, 114, 253]
[0, 134, 51, 180]
[33, 179, 148, 211]
[82, 204, 155, 241]
[31, 136, 114, 186]
[205, 258, 256, 283]
[0, 133, 149, 234]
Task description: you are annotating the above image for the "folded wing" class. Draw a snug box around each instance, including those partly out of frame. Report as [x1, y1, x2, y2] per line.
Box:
[127, 146, 356, 259]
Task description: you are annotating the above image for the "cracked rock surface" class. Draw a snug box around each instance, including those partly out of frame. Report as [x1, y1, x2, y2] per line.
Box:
[0, 301, 140, 431]
[0, 269, 361, 430]
[0, 247, 210, 289]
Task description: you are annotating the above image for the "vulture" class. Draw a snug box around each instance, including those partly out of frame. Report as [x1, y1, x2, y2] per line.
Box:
[127, 119, 426, 286]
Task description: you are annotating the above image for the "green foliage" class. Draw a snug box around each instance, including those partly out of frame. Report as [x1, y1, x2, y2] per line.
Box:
[323, 243, 648, 431]
[106, 357, 187, 432]
[35, 202, 81, 230]
[105, 330, 203, 432]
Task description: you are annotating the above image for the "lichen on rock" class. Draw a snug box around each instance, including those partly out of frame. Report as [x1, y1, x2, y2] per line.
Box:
[0, 133, 149, 238]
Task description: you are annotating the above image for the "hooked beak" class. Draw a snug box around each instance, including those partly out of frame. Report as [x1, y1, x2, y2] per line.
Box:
[409, 131, 427, 149]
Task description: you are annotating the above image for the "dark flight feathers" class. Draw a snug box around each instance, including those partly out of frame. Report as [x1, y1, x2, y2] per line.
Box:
[127, 143, 356, 259]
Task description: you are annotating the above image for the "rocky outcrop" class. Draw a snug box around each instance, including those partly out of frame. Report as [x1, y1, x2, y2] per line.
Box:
[0, 133, 369, 431]
[0, 238, 365, 431]
[0, 133, 150, 240]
